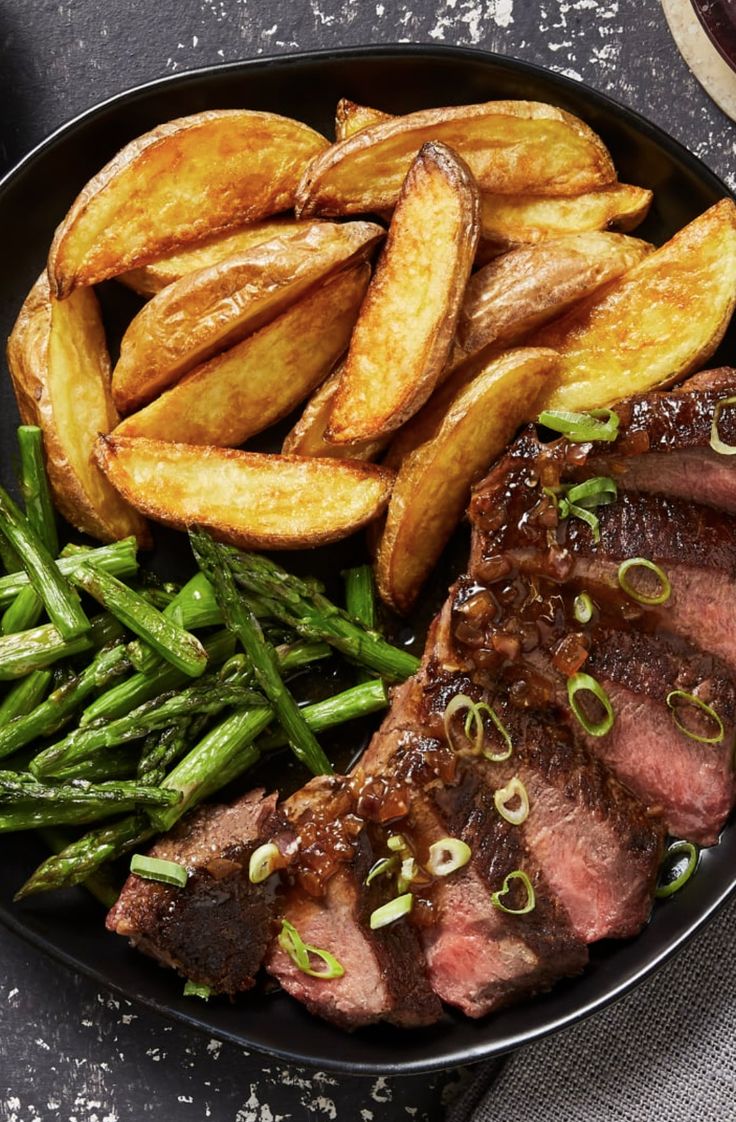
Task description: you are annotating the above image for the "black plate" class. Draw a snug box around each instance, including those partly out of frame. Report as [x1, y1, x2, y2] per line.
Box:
[0, 44, 734, 1077]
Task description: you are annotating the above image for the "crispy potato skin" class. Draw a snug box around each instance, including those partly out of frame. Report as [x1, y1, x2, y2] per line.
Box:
[375, 349, 558, 614]
[111, 220, 384, 414]
[457, 232, 652, 357]
[534, 199, 736, 412]
[114, 265, 371, 447]
[95, 436, 395, 550]
[297, 100, 616, 217]
[118, 218, 323, 297]
[48, 110, 329, 296]
[281, 361, 386, 461]
[326, 142, 480, 444]
[6, 275, 149, 546]
[478, 184, 653, 256]
[334, 100, 393, 141]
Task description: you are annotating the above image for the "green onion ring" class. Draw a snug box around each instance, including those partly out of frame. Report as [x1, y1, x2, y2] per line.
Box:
[443, 693, 513, 761]
[476, 702, 514, 762]
[248, 842, 281, 884]
[493, 777, 530, 825]
[567, 672, 615, 737]
[710, 395, 736, 456]
[443, 693, 482, 754]
[130, 854, 188, 888]
[617, 558, 671, 606]
[655, 841, 699, 899]
[369, 892, 413, 930]
[183, 980, 212, 1000]
[537, 407, 620, 443]
[491, 869, 536, 914]
[567, 502, 601, 543]
[665, 690, 725, 745]
[564, 476, 618, 509]
[278, 918, 345, 979]
[426, 837, 472, 877]
[573, 592, 594, 624]
[365, 855, 399, 886]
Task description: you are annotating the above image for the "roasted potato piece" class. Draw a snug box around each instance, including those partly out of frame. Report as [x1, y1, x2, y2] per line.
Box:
[6, 275, 149, 545]
[478, 184, 653, 255]
[296, 100, 616, 217]
[534, 199, 736, 412]
[457, 232, 652, 357]
[326, 142, 479, 444]
[119, 218, 321, 297]
[48, 110, 329, 297]
[95, 436, 395, 550]
[112, 220, 383, 414]
[281, 362, 385, 461]
[115, 265, 370, 447]
[335, 99, 392, 140]
[376, 348, 558, 614]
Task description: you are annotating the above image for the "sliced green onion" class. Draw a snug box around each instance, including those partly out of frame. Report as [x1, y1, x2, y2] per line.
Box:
[567, 672, 615, 737]
[365, 855, 399, 886]
[442, 693, 512, 761]
[476, 703, 513, 762]
[538, 407, 620, 443]
[443, 693, 480, 753]
[426, 837, 472, 878]
[567, 502, 602, 543]
[655, 841, 699, 899]
[617, 558, 671, 606]
[387, 833, 408, 853]
[248, 842, 281, 884]
[183, 980, 212, 1000]
[130, 854, 188, 888]
[493, 777, 530, 826]
[397, 856, 419, 894]
[278, 918, 345, 979]
[491, 869, 536, 914]
[666, 690, 725, 745]
[369, 892, 414, 930]
[564, 476, 618, 509]
[573, 592, 594, 624]
[710, 395, 736, 455]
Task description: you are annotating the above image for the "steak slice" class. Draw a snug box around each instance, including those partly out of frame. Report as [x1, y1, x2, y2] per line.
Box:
[265, 774, 441, 1030]
[106, 789, 286, 994]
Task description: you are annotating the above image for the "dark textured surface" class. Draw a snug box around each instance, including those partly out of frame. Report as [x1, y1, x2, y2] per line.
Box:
[0, 1, 733, 1120]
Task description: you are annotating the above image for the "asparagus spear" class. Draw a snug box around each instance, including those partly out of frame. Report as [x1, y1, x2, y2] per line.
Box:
[50, 747, 139, 783]
[0, 484, 89, 640]
[343, 564, 377, 631]
[17, 426, 58, 555]
[0, 611, 123, 681]
[256, 679, 387, 750]
[0, 669, 52, 728]
[0, 641, 129, 759]
[137, 715, 212, 787]
[18, 677, 384, 896]
[2, 588, 45, 635]
[0, 776, 180, 831]
[71, 563, 207, 678]
[81, 629, 237, 726]
[0, 538, 139, 606]
[228, 550, 419, 681]
[190, 531, 332, 777]
[30, 678, 265, 778]
[40, 827, 120, 909]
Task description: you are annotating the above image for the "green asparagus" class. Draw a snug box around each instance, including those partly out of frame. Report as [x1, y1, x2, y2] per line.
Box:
[0, 776, 180, 832]
[0, 610, 123, 681]
[0, 538, 139, 607]
[256, 679, 388, 750]
[40, 828, 120, 909]
[0, 669, 52, 728]
[17, 426, 58, 555]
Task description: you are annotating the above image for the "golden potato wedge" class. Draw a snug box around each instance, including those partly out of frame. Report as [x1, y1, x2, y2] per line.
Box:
[326, 142, 479, 444]
[335, 99, 392, 140]
[115, 264, 370, 447]
[533, 199, 736, 413]
[94, 436, 395, 550]
[111, 220, 384, 414]
[281, 362, 386, 461]
[478, 183, 653, 255]
[48, 110, 329, 297]
[118, 218, 321, 297]
[457, 232, 652, 357]
[296, 100, 616, 217]
[6, 275, 149, 545]
[375, 348, 558, 614]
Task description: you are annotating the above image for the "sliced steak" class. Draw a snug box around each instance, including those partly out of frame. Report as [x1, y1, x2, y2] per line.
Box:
[106, 789, 286, 994]
[265, 774, 441, 1030]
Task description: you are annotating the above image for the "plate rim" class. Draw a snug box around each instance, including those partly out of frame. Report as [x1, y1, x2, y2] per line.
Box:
[1, 41, 735, 1076]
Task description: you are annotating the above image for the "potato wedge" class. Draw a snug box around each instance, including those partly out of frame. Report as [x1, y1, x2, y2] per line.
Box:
[533, 199, 736, 412]
[326, 142, 479, 444]
[335, 99, 392, 140]
[48, 110, 329, 297]
[118, 218, 321, 297]
[478, 184, 653, 255]
[111, 219, 384, 414]
[114, 264, 370, 447]
[457, 232, 652, 357]
[297, 100, 616, 217]
[95, 436, 395, 550]
[281, 362, 385, 461]
[6, 275, 149, 545]
[375, 348, 558, 614]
